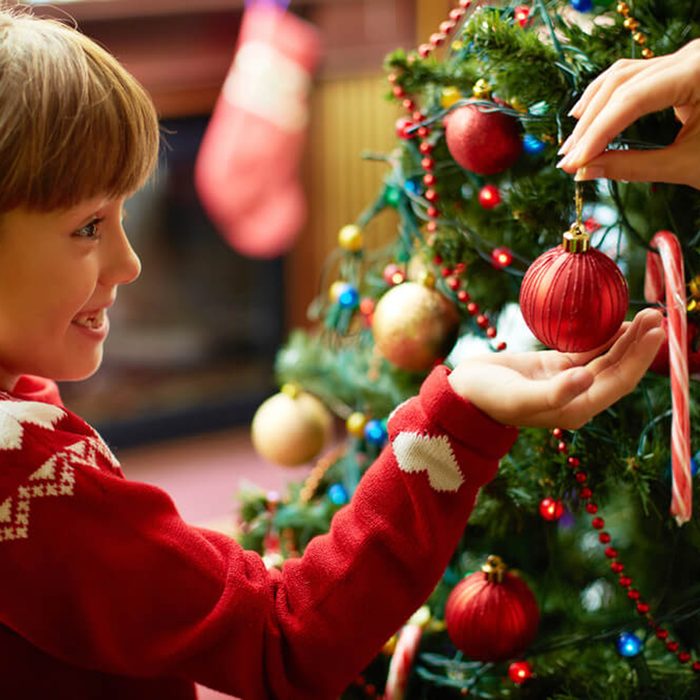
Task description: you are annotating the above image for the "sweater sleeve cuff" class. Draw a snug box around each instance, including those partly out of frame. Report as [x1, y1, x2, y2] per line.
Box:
[419, 365, 519, 461]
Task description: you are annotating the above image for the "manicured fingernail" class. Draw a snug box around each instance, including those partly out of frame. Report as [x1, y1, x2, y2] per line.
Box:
[556, 154, 571, 169]
[568, 100, 582, 117]
[558, 134, 574, 155]
[574, 166, 605, 181]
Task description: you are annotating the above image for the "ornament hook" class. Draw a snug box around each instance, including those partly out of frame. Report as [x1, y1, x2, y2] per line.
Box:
[482, 554, 507, 583]
[562, 182, 590, 253]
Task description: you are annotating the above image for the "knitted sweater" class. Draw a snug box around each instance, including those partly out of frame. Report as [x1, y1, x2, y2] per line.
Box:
[0, 367, 517, 700]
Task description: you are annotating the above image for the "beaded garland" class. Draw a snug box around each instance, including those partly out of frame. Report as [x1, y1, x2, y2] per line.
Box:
[553, 427, 700, 674]
[387, 0, 505, 352]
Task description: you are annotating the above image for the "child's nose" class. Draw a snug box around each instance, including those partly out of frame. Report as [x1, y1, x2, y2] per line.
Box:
[101, 224, 142, 286]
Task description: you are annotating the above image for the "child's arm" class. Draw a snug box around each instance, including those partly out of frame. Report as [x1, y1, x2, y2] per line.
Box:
[557, 38, 700, 189]
[0, 311, 662, 699]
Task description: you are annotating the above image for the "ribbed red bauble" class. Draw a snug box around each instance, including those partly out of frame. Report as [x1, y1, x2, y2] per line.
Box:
[445, 102, 522, 175]
[445, 555, 540, 662]
[519, 227, 629, 352]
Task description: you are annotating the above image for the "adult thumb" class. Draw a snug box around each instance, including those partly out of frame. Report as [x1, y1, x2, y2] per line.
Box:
[575, 146, 696, 188]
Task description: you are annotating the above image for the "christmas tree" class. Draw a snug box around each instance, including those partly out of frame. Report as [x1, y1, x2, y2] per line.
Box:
[239, 1, 700, 697]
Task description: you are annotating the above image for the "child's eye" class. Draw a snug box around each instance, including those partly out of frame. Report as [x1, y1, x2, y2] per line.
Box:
[74, 217, 104, 240]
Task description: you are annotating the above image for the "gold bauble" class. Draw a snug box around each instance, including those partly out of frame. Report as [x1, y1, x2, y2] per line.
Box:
[372, 282, 460, 372]
[338, 224, 363, 252]
[346, 411, 368, 438]
[251, 390, 333, 467]
[440, 86, 462, 109]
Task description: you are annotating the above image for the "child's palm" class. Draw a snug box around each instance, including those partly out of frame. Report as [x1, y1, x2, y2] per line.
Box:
[449, 309, 664, 430]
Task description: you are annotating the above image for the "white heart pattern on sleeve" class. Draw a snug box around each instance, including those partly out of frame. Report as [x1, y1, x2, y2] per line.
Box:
[391, 432, 463, 492]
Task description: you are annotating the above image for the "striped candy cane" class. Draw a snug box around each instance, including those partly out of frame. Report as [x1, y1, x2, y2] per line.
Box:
[384, 624, 423, 700]
[645, 231, 691, 525]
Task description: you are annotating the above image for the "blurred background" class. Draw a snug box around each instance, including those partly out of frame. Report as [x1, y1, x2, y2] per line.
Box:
[21, 0, 449, 449]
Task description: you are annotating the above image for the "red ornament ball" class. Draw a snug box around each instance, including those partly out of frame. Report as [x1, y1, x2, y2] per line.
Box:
[445, 102, 522, 175]
[445, 556, 540, 662]
[491, 247, 513, 268]
[514, 5, 532, 27]
[478, 184, 501, 209]
[508, 660, 533, 684]
[649, 316, 700, 375]
[539, 497, 565, 521]
[383, 263, 406, 286]
[395, 116, 416, 140]
[519, 239, 629, 352]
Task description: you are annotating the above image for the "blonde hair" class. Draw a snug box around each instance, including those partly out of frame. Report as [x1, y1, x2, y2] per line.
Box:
[0, 8, 160, 212]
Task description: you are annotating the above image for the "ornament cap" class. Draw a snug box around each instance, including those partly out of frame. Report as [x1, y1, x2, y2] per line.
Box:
[281, 383, 301, 399]
[472, 78, 492, 100]
[482, 554, 507, 583]
[562, 225, 591, 253]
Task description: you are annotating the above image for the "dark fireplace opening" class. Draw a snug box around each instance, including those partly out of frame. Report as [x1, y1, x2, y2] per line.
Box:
[59, 115, 285, 449]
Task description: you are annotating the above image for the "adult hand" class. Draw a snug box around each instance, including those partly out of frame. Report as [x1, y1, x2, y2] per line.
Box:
[448, 309, 664, 430]
[557, 38, 700, 190]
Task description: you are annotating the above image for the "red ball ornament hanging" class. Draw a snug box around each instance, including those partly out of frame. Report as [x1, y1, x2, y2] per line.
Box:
[478, 184, 502, 209]
[445, 102, 522, 175]
[491, 246, 513, 269]
[508, 660, 533, 684]
[519, 225, 629, 352]
[539, 497, 565, 521]
[445, 555, 540, 662]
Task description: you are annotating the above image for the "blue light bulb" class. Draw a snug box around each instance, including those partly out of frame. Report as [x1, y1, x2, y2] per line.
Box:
[616, 631, 643, 658]
[404, 179, 423, 196]
[523, 134, 546, 155]
[571, 0, 594, 11]
[338, 285, 359, 310]
[364, 419, 388, 446]
[328, 483, 349, 505]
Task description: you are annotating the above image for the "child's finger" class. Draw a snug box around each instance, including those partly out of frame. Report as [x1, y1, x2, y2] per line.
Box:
[530, 326, 665, 429]
[583, 309, 663, 377]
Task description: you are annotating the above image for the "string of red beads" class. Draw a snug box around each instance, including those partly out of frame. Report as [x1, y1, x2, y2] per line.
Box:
[387, 0, 506, 352]
[552, 427, 700, 673]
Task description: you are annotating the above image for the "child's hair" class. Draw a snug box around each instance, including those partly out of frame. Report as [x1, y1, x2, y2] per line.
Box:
[0, 7, 160, 213]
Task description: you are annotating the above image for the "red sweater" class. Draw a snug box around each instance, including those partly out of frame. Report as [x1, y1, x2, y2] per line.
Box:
[0, 367, 517, 700]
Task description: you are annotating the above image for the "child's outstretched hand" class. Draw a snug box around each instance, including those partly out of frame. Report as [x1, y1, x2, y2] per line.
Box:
[557, 38, 700, 190]
[448, 309, 664, 430]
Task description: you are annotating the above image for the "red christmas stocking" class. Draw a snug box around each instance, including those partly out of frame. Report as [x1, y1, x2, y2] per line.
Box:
[195, 2, 321, 258]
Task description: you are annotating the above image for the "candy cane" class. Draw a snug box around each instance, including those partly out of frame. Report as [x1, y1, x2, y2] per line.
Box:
[384, 624, 422, 700]
[645, 231, 691, 525]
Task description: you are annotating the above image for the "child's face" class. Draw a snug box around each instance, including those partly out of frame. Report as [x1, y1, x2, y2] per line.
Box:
[0, 196, 141, 391]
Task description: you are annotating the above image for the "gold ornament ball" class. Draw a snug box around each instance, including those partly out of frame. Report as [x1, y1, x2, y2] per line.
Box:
[338, 224, 363, 252]
[372, 282, 460, 372]
[251, 390, 333, 467]
[441, 86, 462, 109]
[346, 411, 368, 438]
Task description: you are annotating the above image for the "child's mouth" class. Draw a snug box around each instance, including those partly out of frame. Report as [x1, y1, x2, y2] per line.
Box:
[72, 309, 106, 330]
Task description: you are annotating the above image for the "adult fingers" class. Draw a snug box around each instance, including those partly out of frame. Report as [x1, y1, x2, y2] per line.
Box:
[562, 59, 651, 151]
[572, 145, 696, 187]
[558, 63, 689, 172]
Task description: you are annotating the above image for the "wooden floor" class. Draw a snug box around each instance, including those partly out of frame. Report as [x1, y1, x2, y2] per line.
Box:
[117, 426, 313, 699]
